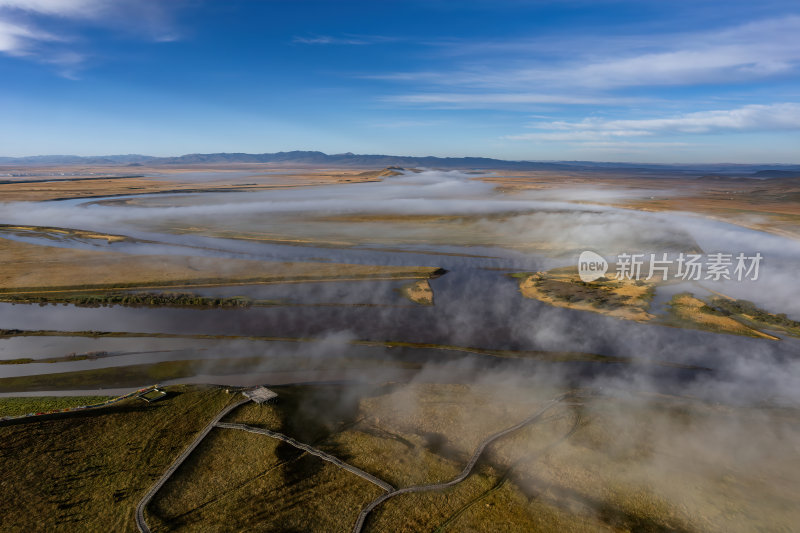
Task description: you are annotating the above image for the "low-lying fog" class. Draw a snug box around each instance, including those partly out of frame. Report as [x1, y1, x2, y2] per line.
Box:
[2, 169, 798, 314]
[1, 169, 799, 529]
[1, 168, 798, 403]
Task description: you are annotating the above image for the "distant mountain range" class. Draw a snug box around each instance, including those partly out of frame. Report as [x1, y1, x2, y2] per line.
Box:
[1, 151, 799, 175]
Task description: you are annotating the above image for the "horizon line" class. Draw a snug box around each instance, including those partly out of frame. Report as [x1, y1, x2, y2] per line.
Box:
[1, 151, 799, 168]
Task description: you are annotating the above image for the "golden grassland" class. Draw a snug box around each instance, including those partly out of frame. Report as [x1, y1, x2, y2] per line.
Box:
[518, 267, 657, 322]
[156, 214, 520, 251]
[517, 267, 796, 339]
[400, 279, 434, 305]
[1, 164, 728, 255]
[162, 212, 700, 260]
[0, 175, 172, 202]
[0, 235, 439, 294]
[665, 293, 779, 339]
[0, 166, 398, 202]
[476, 170, 800, 241]
[609, 189, 800, 241]
[0, 224, 130, 243]
[4, 165, 798, 242]
[3, 383, 797, 532]
[163, 214, 599, 255]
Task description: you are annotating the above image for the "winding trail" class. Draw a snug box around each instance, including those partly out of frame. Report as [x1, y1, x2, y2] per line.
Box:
[351, 393, 571, 533]
[135, 392, 577, 533]
[134, 397, 250, 533]
[434, 406, 584, 532]
[216, 422, 394, 492]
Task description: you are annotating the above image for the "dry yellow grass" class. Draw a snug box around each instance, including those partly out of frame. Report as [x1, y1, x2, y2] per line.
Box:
[0, 236, 439, 293]
[519, 269, 656, 322]
[667, 293, 778, 339]
[519, 268, 784, 339]
[401, 279, 434, 305]
[0, 176, 174, 202]
[476, 170, 800, 241]
[0, 167, 394, 202]
[4, 383, 797, 532]
[0, 224, 128, 242]
[180, 383, 800, 532]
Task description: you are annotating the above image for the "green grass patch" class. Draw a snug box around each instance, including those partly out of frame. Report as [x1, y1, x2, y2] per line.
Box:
[0, 395, 113, 417]
[0, 292, 260, 308]
[0, 355, 418, 393]
[0, 384, 234, 532]
[709, 297, 800, 336]
[2, 383, 793, 532]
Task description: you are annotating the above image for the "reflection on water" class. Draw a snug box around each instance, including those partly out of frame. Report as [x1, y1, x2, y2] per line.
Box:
[2, 264, 799, 402]
[150, 280, 417, 305]
[0, 336, 210, 361]
[649, 282, 714, 315]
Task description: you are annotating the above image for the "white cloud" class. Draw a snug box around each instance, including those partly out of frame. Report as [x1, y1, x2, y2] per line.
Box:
[368, 119, 445, 128]
[0, 0, 102, 18]
[0, 19, 57, 53]
[293, 34, 400, 46]
[378, 16, 800, 107]
[570, 19, 800, 89]
[507, 103, 800, 142]
[508, 130, 652, 142]
[385, 92, 637, 107]
[505, 17, 798, 90]
[0, 0, 177, 73]
[293, 35, 368, 45]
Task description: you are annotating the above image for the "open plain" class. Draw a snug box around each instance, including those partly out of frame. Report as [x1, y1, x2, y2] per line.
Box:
[2, 162, 799, 532]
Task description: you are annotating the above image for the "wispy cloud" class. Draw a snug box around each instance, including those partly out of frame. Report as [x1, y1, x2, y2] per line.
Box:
[0, 18, 59, 53]
[367, 119, 445, 129]
[507, 103, 800, 142]
[565, 17, 800, 89]
[385, 92, 639, 107]
[293, 35, 369, 45]
[293, 34, 400, 46]
[0, 0, 102, 18]
[0, 0, 178, 75]
[376, 16, 800, 109]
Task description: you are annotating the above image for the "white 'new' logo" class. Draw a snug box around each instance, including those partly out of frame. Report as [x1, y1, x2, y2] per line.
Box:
[578, 251, 608, 282]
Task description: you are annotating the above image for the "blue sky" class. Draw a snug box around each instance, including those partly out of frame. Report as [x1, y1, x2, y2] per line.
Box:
[0, 0, 799, 163]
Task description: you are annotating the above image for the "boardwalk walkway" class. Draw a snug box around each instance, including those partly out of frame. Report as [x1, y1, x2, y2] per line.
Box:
[351, 394, 570, 533]
[134, 397, 250, 533]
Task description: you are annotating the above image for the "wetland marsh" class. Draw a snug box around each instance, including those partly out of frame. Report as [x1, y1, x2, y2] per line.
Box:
[2, 165, 799, 532]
